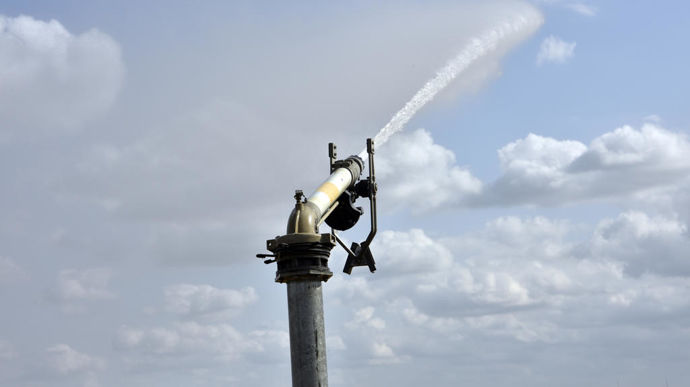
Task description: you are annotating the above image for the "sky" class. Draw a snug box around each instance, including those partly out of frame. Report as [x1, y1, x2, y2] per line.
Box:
[1, 1, 690, 386]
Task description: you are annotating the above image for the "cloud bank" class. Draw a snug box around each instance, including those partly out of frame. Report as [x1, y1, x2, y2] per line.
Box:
[379, 123, 690, 209]
[323, 210, 690, 385]
[0, 15, 124, 139]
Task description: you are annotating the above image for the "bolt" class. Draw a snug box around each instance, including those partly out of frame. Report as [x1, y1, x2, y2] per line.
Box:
[294, 190, 304, 203]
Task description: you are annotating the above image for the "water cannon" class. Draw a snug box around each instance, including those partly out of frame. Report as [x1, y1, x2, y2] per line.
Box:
[255, 139, 378, 386]
[257, 138, 378, 280]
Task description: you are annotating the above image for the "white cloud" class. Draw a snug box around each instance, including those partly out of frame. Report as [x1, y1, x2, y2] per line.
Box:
[536, 35, 576, 65]
[590, 211, 690, 277]
[44, 344, 105, 375]
[643, 114, 662, 123]
[371, 229, 454, 275]
[114, 322, 251, 357]
[534, 1, 597, 17]
[409, 218, 571, 311]
[564, 3, 597, 17]
[368, 341, 405, 365]
[0, 15, 124, 139]
[371, 342, 395, 358]
[326, 335, 347, 351]
[146, 219, 273, 266]
[334, 221, 567, 316]
[164, 284, 258, 316]
[325, 210, 690, 382]
[401, 301, 462, 334]
[324, 275, 383, 306]
[377, 129, 482, 211]
[571, 124, 690, 170]
[113, 322, 288, 369]
[346, 306, 386, 330]
[248, 329, 290, 351]
[50, 268, 115, 302]
[672, 182, 690, 227]
[383, 124, 690, 209]
[498, 133, 587, 174]
[487, 124, 690, 206]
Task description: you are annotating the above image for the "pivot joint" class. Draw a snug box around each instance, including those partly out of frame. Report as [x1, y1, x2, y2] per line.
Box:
[266, 233, 335, 283]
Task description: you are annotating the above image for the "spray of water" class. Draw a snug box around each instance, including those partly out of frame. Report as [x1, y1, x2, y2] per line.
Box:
[359, 13, 542, 159]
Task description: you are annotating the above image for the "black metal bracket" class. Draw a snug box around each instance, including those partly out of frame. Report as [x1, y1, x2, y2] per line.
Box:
[342, 138, 377, 274]
[329, 142, 337, 173]
[256, 253, 276, 264]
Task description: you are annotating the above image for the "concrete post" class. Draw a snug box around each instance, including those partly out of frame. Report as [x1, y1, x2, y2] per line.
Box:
[287, 281, 328, 387]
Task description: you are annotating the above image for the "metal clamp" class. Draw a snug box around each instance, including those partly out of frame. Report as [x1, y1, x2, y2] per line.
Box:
[342, 138, 377, 274]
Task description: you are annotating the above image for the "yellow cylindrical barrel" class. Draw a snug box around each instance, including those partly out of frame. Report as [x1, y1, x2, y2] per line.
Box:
[286, 156, 363, 234]
[307, 168, 354, 217]
[307, 156, 363, 220]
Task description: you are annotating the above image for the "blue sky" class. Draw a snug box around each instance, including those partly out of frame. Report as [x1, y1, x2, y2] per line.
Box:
[1, 1, 690, 386]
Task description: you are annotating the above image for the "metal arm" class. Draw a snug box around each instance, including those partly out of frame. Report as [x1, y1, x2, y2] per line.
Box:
[363, 138, 377, 246]
[342, 138, 377, 274]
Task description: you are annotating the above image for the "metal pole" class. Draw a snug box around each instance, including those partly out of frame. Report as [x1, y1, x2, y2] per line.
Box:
[287, 281, 328, 387]
[266, 232, 334, 387]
